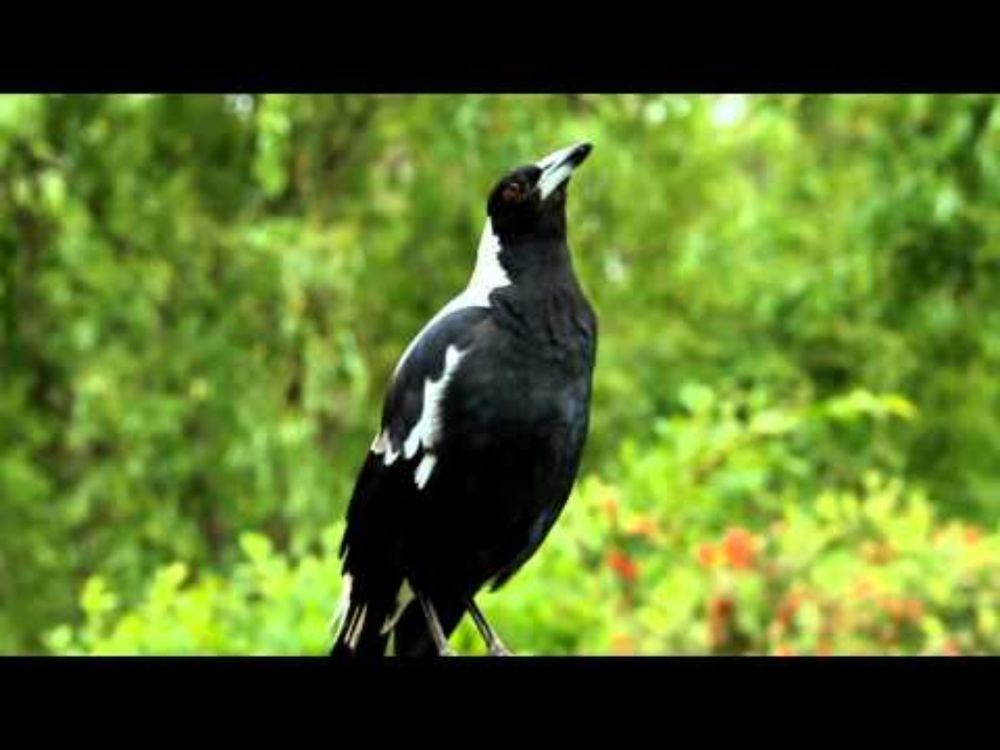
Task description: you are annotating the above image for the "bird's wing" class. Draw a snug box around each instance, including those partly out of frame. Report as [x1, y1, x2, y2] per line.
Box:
[333, 303, 492, 649]
[340, 301, 493, 551]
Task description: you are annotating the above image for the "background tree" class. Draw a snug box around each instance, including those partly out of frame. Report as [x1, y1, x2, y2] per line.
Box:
[1, 94, 998, 654]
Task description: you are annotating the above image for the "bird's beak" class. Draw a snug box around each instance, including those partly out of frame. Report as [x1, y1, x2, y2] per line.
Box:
[534, 142, 593, 201]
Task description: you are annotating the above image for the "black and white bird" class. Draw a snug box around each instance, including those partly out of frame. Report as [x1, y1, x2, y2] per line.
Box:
[331, 142, 597, 657]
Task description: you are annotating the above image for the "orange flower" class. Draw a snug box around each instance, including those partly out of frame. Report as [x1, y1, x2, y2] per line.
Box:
[942, 639, 961, 656]
[607, 549, 639, 583]
[964, 527, 982, 546]
[697, 542, 720, 568]
[723, 527, 757, 570]
[774, 644, 795, 657]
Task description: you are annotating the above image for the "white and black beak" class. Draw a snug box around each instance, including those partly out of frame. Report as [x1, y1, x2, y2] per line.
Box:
[534, 141, 593, 201]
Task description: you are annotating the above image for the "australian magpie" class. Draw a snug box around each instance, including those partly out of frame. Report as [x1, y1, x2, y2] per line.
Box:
[331, 142, 597, 657]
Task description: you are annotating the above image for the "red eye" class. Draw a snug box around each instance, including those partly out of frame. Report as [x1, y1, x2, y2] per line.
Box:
[502, 183, 522, 202]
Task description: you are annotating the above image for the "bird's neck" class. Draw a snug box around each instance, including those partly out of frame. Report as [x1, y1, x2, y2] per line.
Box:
[467, 220, 592, 352]
[470, 219, 576, 290]
[466, 219, 511, 295]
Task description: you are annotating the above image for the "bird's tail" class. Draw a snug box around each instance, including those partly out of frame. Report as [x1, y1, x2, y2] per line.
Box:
[329, 575, 468, 657]
[330, 599, 392, 658]
[329, 574, 392, 658]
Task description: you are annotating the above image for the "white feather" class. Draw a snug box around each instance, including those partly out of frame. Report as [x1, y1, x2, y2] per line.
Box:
[414, 454, 437, 489]
[392, 219, 507, 379]
[345, 604, 368, 649]
[330, 573, 353, 636]
[403, 345, 466, 459]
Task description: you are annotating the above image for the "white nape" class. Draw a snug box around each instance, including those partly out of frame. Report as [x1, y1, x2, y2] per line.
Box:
[392, 218, 508, 379]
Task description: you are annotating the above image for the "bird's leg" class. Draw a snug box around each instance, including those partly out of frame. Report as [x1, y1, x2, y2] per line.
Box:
[417, 591, 457, 656]
[467, 598, 514, 656]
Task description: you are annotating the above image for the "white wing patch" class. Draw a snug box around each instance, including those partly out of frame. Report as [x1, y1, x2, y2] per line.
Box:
[371, 430, 399, 465]
[403, 345, 466, 459]
[405, 345, 466, 489]
[414, 454, 437, 489]
[369, 345, 466, 489]
[368, 219, 505, 486]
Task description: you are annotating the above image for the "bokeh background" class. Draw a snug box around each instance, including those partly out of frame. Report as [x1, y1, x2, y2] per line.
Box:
[2, 94, 999, 655]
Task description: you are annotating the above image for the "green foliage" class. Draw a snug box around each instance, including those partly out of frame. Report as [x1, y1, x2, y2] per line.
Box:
[2, 94, 1000, 653]
[47, 526, 345, 655]
[48, 387, 999, 655]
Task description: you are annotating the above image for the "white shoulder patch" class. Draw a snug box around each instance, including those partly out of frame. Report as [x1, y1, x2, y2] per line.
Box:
[404, 344, 466, 489]
[414, 454, 437, 489]
[371, 430, 399, 465]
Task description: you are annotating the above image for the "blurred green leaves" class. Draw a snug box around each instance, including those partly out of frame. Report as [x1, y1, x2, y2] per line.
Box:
[48, 389, 1000, 656]
[2, 94, 1000, 653]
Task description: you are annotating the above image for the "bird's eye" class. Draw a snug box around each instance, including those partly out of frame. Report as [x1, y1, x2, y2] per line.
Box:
[501, 182, 523, 202]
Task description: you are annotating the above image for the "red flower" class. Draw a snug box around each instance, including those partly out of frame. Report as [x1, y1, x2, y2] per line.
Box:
[723, 527, 757, 570]
[607, 549, 638, 583]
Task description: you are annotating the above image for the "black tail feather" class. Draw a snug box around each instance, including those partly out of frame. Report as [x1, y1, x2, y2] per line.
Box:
[329, 603, 391, 658]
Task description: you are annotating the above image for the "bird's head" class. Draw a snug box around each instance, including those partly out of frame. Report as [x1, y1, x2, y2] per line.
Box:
[486, 142, 592, 243]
